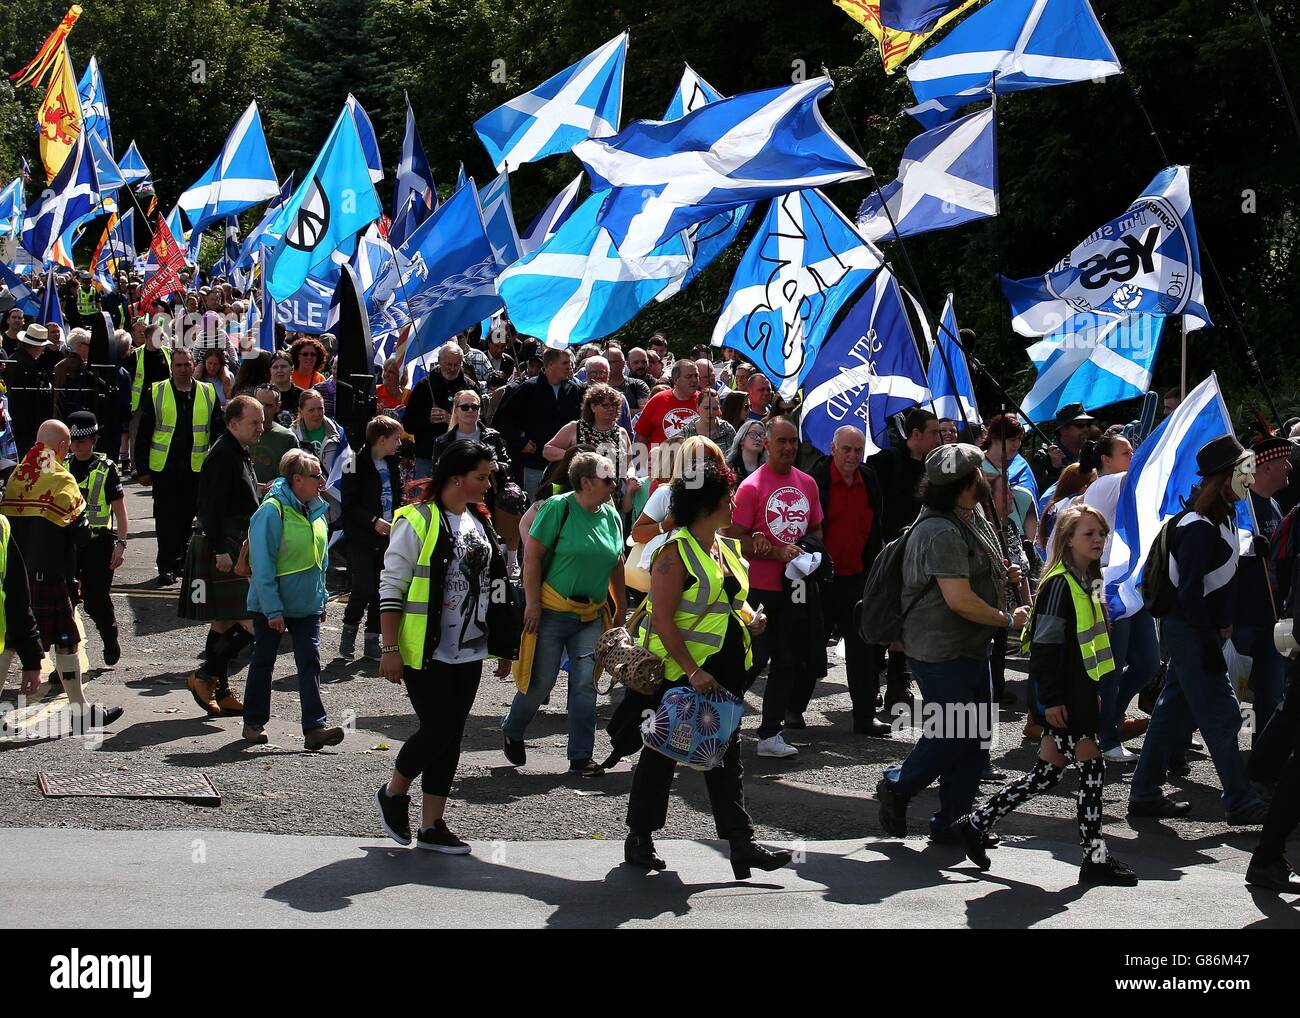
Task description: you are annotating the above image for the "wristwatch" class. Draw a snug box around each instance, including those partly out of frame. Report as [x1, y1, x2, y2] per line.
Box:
[113, 537, 127, 548]
[381, 644, 400, 655]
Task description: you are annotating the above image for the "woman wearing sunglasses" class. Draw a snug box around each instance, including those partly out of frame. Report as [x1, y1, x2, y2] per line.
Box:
[543, 383, 636, 508]
[288, 336, 327, 391]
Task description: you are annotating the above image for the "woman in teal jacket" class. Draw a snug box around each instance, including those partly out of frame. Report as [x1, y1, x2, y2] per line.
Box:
[242, 448, 345, 751]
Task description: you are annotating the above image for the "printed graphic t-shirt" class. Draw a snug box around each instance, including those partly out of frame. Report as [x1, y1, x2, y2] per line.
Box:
[633, 389, 699, 448]
[732, 462, 824, 592]
[433, 510, 493, 664]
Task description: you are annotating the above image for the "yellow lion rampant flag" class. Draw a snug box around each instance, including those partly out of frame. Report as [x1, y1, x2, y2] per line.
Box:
[834, 0, 981, 74]
[37, 42, 83, 182]
[9, 4, 83, 89]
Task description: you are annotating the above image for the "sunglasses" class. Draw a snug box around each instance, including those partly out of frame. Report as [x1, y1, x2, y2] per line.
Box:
[456, 404, 480, 412]
[302, 472, 325, 482]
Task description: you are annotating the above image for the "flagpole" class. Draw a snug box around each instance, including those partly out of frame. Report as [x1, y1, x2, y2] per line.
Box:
[1247, 0, 1300, 151]
[1180, 315, 1188, 401]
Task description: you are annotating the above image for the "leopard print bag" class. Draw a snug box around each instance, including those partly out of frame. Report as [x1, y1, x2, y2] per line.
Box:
[594, 600, 709, 697]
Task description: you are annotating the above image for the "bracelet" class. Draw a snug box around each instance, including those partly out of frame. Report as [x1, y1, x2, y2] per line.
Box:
[1003, 611, 1014, 630]
[381, 644, 399, 655]
[687, 668, 701, 681]
[113, 538, 127, 547]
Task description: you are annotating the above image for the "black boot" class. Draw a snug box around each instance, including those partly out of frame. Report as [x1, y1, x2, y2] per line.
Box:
[728, 839, 792, 880]
[624, 833, 666, 871]
[199, 627, 221, 662]
[101, 626, 121, 667]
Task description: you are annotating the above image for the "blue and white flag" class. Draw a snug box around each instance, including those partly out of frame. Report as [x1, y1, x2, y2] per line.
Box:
[265, 105, 384, 301]
[0, 262, 39, 315]
[276, 270, 338, 335]
[882, 0, 974, 32]
[712, 188, 882, 397]
[799, 269, 931, 456]
[21, 132, 99, 263]
[518, 174, 583, 257]
[1021, 313, 1163, 423]
[39, 267, 65, 330]
[242, 255, 278, 355]
[386, 191, 422, 250]
[394, 92, 436, 224]
[398, 182, 505, 365]
[906, 0, 1122, 128]
[478, 171, 522, 267]
[345, 93, 385, 185]
[1002, 166, 1212, 336]
[118, 141, 153, 192]
[178, 101, 280, 237]
[77, 56, 113, 152]
[0, 177, 24, 236]
[856, 106, 997, 243]
[927, 294, 981, 424]
[474, 32, 626, 173]
[497, 192, 689, 348]
[1104, 373, 1251, 621]
[236, 175, 294, 270]
[662, 63, 723, 123]
[1008, 452, 1040, 503]
[576, 76, 871, 258]
[87, 131, 125, 200]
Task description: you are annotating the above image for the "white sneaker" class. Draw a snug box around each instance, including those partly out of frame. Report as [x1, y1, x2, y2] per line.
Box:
[1103, 746, 1138, 764]
[756, 734, 799, 759]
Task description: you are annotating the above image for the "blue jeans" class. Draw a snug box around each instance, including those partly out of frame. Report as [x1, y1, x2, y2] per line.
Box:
[414, 457, 434, 482]
[521, 466, 547, 503]
[244, 612, 326, 732]
[1131, 614, 1259, 813]
[883, 654, 992, 834]
[1099, 609, 1160, 750]
[502, 610, 600, 763]
[1232, 623, 1286, 747]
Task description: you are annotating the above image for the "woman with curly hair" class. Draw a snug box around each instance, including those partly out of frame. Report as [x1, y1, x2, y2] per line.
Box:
[289, 336, 327, 390]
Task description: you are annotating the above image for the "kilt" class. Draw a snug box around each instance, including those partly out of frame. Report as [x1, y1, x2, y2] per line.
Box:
[31, 575, 79, 650]
[179, 530, 251, 622]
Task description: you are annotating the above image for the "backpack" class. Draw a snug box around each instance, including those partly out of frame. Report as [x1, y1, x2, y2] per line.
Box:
[856, 517, 941, 646]
[1140, 509, 1190, 618]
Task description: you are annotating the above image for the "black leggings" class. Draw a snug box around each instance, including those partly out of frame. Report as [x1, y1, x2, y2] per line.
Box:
[1256, 723, 1300, 863]
[395, 661, 481, 797]
[343, 541, 383, 632]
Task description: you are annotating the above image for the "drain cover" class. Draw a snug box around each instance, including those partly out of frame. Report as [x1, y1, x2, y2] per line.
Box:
[38, 771, 220, 805]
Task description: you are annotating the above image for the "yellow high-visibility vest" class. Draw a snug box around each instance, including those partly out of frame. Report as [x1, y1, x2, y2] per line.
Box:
[147, 379, 215, 474]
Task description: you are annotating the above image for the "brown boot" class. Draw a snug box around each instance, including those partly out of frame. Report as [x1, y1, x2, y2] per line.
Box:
[216, 686, 245, 716]
[1116, 715, 1149, 740]
[1023, 719, 1045, 740]
[187, 672, 221, 716]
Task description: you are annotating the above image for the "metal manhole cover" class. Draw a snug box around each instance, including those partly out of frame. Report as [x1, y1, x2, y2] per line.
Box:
[37, 771, 221, 805]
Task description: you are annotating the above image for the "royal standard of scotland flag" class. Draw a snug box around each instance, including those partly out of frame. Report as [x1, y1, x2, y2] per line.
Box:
[266, 105, 383, 302]
[178, 101, 279, 237]
[497, 192, 689, 348]
[576, 76, 871, 259]
[22, 131, 99, 264]
[906, 0, 1122, 128]
[799, 268, 930, 456]
[927, 294, 981, 425]
[0, 262, 39, 315]
[713, 189, 882, 398]
[1020, 313, 1164, 424]
[856, 106, 997, 243]
[1002, 166, 1212, 337]
[1104, 373, 1252, 621]
[475, 32, 626, 173]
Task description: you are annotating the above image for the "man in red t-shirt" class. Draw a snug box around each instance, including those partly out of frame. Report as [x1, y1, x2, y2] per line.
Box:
[632, 358, 699, 452]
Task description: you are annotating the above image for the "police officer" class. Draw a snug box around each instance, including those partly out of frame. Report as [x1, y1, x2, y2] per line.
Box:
[66, 412, 128, 665]
[134, 347, 221, 584]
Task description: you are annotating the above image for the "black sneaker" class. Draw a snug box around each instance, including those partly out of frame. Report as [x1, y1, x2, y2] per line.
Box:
[417, 819, 471, 855]
[875, 777, 908, 837]
[503, 733, 526, 766]
[1128, 794, 1191, 819]
[1079, 855, 1138, 886]
[375, 783, 412, 846]
[1245, 855, 1300, 893]
[1226, 801, 1270, 826]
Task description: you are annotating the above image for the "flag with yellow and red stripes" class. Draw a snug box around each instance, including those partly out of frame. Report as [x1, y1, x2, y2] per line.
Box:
[9, 4, 83, 89]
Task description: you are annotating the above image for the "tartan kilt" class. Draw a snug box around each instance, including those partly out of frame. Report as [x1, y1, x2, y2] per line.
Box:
[31, 575, 79, 650]
[179, 530, 251, 622]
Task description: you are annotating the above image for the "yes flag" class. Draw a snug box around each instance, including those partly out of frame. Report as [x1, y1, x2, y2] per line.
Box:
[394, 93, 436, 224]
[21, 130, 98, 263]
[576, 76, 871, 258]
[906, 0, 1121, 128]
[265, 105, 383, 301]
[1001, 166, 1212, 336]
[1020, 313, 1163, 423]
[927, 294, 981, 425]
[0, 262, 39, 315]
[713, 189, 882, 397]
[1104, 373, 1251, 621]
[497, 192, 689, 348]
[856, 106, 997, 243]
[799, 268, 930, 456]
[474, 32, 626, 173]
[118, 140, 153, 192]
[76, 56, 112, 154]
[518, 174, 583, 257]
[178, 101, 279, 237]
[39, 267, 65, 331]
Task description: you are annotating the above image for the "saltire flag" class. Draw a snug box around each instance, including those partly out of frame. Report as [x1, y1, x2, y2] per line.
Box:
[21, 130, 99, 263]
[856, 106, 997, 243]
[1104, 373, 1252, 621]
[87, 131, 125, 204]
[76, 55, 113, 154]
[39, 267, 66, 331]
[265, 104, 383, 301]
[576, 76, 871, 258]
[243, 254, 278, 355]
[209, 217, 245, 284]
[118, 141, 154, 192]
[712, 188, 882, 397]
[927, 294, 980, 424]
[386, 191, 422, 250]
[456, 163, 468, 190]
[0, 262, 39, 315]
[655, 65, 753, 302]
[394, 93, 436, 224]
[0, 178, 25, 237]
[36, 43, 83, 182]
[799, 268, 931, 456]
[905, 0, 1122, 128]
[395, 181, 505, 366]
[833, 0, 981, 74]
[21, 158, 32, 186]
[177, 101, 279, 237]
[518, 174, 584, 257]
[9, 4, 82, 88]
[496, 192, 689, 349]
[1019, 313, 1163, 424]
[1001, 166, 1212, 337]
[474, 32, 627, 173]
[235, 174, 293, 269]
[135, 214, 187, 310]
[882, 0, 977, 32]
[345, 94, 385, 185]
[478, 171, 522, 267]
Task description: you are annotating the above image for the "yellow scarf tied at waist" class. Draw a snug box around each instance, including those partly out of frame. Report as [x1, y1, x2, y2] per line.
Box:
[513, 582, 613, 694]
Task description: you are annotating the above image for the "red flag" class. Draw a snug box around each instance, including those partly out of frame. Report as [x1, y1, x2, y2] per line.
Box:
[9, 4, 83, 88]
[134, 214, 187, 313]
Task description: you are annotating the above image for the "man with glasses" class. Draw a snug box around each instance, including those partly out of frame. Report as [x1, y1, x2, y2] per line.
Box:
[403, 342, 480, 478]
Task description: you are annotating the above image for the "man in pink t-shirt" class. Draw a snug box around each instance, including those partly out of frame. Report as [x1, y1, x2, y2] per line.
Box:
[726, 417, 823, 759]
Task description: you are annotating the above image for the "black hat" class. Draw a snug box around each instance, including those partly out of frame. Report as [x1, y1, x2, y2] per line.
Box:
[1053, 402, 1096, 430]
[1196, 434, 1250, 477]
[1251, 435, 1294, 465]
[68, 411, 98, 439]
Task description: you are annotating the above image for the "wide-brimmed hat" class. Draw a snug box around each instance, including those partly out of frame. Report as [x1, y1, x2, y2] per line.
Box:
[1053, 402, 1096, 430]
[1196, 435, 1252, 477]
[18, 324, 48, 346]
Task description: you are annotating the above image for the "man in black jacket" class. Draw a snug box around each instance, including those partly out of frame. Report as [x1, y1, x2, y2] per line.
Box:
[492, 348, 583, 497]
[813, 426, 890, 736]
[7, 325, 60, 456]
[403, 342, 481, 478]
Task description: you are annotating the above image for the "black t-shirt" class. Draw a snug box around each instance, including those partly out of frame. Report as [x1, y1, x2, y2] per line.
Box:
[68, 454, 125, 505]
[868, 447, 926, 541]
